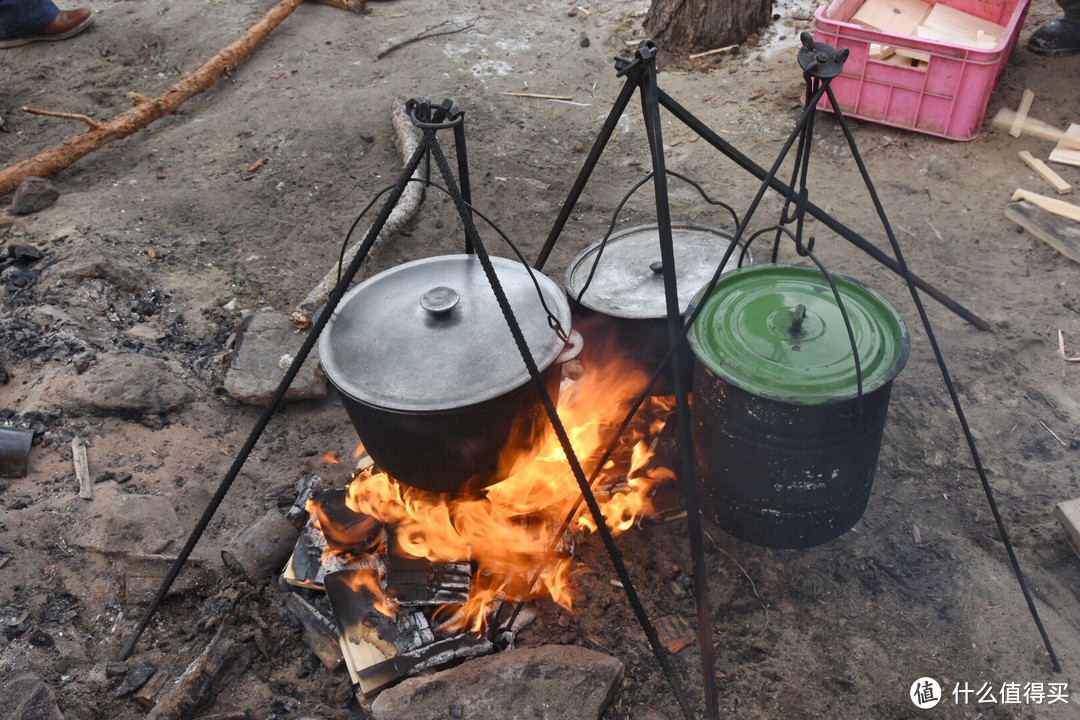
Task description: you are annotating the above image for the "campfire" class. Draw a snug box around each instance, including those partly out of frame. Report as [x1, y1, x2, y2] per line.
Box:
[282, 351, 677, 693]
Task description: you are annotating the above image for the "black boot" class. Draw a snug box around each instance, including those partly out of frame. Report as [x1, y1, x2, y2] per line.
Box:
[1028, 17, 1080, 56]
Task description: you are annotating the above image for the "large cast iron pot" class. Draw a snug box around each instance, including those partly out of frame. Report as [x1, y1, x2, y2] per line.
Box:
[319, 254, 578, 494]
[687, 264, 909, 549]
[564, 222, 751, 393]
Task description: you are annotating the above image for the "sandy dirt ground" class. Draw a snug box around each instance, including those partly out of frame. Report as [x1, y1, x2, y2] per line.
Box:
[2, 0, 1080, 717]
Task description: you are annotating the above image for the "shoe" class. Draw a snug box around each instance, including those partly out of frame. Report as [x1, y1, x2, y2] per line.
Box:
[0, 8, 95, 49]
[1028, 17, 1080, 56]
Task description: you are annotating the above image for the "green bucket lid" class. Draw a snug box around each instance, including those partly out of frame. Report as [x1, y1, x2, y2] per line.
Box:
[688, 264, 909, 404]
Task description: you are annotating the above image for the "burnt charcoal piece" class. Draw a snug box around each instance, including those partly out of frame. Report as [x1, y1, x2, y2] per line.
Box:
[385, 554, 471, 608]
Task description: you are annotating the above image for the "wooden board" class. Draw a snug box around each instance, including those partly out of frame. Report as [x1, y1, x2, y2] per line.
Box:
[894, 47, 931, 63]
[1050, 124, 1080, 168]
[1018, 151, 1072, 194]
[921, 3, 1006, 42]
[1005, 200, 1080, 266]
[869, 43, 895, 59]
[1053, 499, 1080, 557]
[1012, 188, 1080, 223]
[1010, 89, 1035, 138]
[851, 0, 931, 34]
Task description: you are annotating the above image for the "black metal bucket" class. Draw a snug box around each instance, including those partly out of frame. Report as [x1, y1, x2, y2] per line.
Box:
[692, 367, 897, 548]
[688, 264, 909, 549]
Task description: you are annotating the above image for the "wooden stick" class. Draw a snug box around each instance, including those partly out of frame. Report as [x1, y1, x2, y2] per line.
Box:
[502, 92, 574, 100]
[72, 437, 92, 500]
[22, 106, 103, 130]
[290, 98, 423, 329]
[688, 44, 738, 59]
[1009, 89, 1035, 138]
[1018, 151, 1072, 194]
[992, 108, 1080, 149]
[1060, 329, 1080, 363]
[1011, 188, 1080, 223]
[0, 0, 306, 197]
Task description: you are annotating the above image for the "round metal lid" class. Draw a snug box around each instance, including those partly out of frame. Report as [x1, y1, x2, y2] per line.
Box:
[320, 254, 571, 412]
[687, 264, 909, 404]
[565, 222, 751, 319]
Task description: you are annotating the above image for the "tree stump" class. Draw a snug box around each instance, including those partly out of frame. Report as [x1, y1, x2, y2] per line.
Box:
[644, 0, 774, 54]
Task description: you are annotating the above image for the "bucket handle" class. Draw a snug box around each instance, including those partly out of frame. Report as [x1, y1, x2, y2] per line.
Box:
[740, 225, 865, 419]
[572, 170, 744, 306]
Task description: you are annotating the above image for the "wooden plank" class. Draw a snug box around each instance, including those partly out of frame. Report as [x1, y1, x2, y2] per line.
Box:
[915, 22, 997, 48]
[921, 3, 1006, 42]
[1049, 124, 1080, 168]
[72, 437, 92, 500]
[1053, 499, 1080, 557]
[894, 47, 931, 63]
[1009, 89, 1035, 138]
[851, 0, 931, 34]
[1011, 188, 1080, 223]
[868, 43, 895, 59]
[1018, 151, 1072, 194]
[992, 110, 1080, 149]
[1005, 201, 1080, 265]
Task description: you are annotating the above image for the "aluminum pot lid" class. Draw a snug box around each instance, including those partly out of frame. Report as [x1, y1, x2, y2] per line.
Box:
[687, 264, 909, 405]
[565, 222, 752, 319]
[320, 254, 571, 412]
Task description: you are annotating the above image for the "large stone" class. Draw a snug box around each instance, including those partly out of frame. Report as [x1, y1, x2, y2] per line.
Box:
[2, 672, 65, 720]
[370, 645, 624, 720]
[11, 176, 59, 215]
[72, 485, 183, 556]
[54, 250, 144, 292]
[224, 313, 326, 405]
[63, 352, 192, 421]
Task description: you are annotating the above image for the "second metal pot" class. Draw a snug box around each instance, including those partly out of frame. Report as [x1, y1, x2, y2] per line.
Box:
[564, 222, 751, 393]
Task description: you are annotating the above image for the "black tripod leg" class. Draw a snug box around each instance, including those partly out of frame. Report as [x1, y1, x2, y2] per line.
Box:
[823, 82, 1061, 673]
[655, 89, 991, 332]
[426, 132, 701, 720]
[638, 55, 721, 720]
[533, 69, 642, 271]
[117, 135, 433, 662]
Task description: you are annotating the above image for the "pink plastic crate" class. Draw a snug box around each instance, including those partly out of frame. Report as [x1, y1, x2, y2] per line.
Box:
[811, 0, 1031, 141]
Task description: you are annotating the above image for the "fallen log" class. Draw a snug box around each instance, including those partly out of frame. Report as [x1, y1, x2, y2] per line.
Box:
[0, 0, 307, 197]
[289, 97, 424, 329]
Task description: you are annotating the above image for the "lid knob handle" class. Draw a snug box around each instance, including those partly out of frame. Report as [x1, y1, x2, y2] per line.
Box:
[420, 286, 459, 316]
[788, 304, 807, 335]
[650, 261, 664, 274]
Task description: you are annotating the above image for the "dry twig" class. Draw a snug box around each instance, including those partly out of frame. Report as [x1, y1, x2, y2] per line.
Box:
[21, 106, 103, 130]
[373, 19, 475, 61]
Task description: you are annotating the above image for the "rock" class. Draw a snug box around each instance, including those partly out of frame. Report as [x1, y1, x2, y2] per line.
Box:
[54, 250, 144, 292]
[370, 645, 624, 720]
[72, 485, 183, 555]
[2, 672, 65, 720]
[11, 176, 59, 215]
[579, 32, 590, 48]
[224, 313, 327, 405]
[62, 352, 192, 421]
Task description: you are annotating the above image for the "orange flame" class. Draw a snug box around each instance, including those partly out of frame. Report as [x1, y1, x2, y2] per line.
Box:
[321, 451, 340, 465]
[326, 349, 674, 633]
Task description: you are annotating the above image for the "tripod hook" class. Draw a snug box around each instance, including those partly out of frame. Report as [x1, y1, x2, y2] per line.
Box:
[797, 31, 848, 79]
[407, 97, 465, 130]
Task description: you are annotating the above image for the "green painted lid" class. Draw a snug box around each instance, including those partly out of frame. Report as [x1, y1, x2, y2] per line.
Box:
[688, 264, 909, 404]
